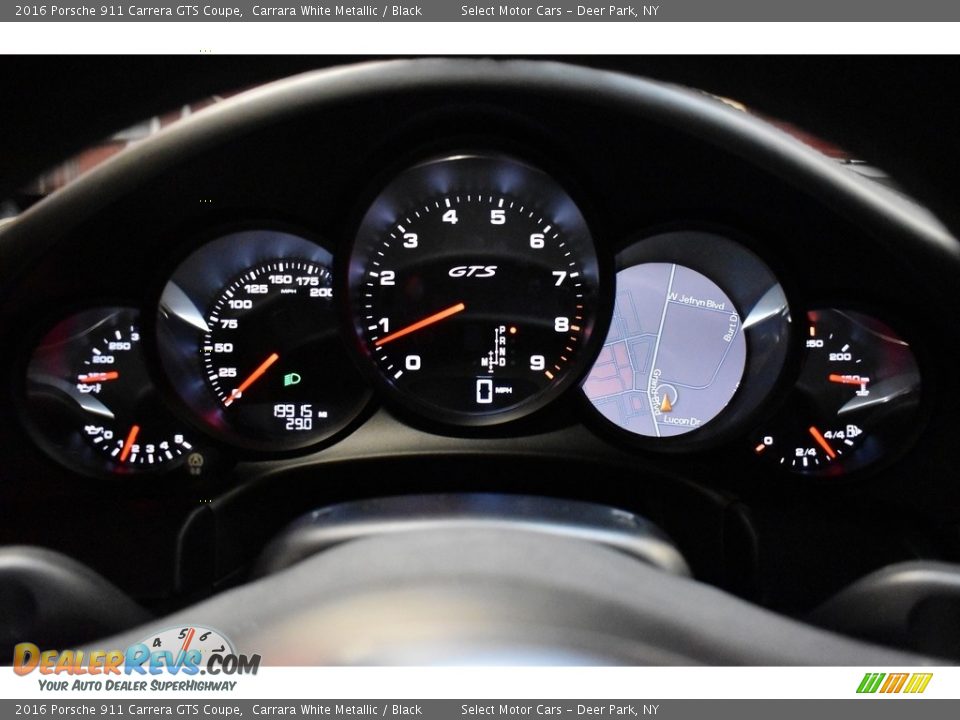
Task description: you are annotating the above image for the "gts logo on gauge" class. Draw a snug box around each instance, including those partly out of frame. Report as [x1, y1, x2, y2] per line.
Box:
[448, 265, 498, 278]
[348, 154, 602, 426]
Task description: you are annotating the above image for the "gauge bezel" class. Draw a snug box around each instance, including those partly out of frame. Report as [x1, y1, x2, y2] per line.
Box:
[342, 152, 611, 430]
[579, 229, 795, 452]
[152, 224, 374, 454]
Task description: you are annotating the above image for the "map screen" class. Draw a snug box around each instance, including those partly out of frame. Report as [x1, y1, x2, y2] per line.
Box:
[583, 263, 747, 437]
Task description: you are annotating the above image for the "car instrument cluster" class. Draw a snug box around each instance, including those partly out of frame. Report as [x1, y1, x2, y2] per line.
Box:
[17, 153, 925, 480]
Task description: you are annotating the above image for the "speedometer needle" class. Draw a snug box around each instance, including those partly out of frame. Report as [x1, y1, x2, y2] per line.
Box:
[224, 352, 279, 406]
[374, 302, 466, 347]
[808, 425, 837, 460]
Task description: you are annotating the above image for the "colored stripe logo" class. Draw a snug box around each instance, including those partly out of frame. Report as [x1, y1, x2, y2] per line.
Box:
[857, 672, 933, 694]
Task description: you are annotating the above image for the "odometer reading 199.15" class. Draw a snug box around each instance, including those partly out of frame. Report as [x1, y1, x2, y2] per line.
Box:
[349, 155, 601, 425]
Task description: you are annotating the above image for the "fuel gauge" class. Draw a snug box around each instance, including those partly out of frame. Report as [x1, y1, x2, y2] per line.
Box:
[754, 309, 921, 476]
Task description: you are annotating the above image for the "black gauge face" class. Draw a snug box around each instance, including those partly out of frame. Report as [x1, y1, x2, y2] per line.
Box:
[24, 308, 198, 476]
[201, 259, 348, 442]
[349, 154, 601, 425]
[753, 309, 921, 476]
[157, 230, 371, 451]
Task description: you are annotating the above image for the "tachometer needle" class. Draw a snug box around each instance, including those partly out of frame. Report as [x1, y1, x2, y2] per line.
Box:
[224, 352, 280, 406]
[374, 302, 466, 347]
[119, 424, 140, 463]
[78, 371, 119, 384]
[808, 425, 837, 460]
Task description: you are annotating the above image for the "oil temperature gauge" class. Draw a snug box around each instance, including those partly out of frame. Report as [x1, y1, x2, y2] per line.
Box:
[754, 309, 921, 476]
[24, 307, 199, 476]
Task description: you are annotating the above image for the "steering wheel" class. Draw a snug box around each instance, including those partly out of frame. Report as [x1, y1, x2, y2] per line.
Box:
[2, 59, 958, 665]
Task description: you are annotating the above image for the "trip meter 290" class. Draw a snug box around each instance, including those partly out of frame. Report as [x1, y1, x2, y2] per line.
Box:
[347, 154, 603, 426]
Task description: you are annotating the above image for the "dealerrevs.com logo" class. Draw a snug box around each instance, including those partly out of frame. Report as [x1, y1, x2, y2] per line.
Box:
[12, 626, 260, 691]
[857, 672, 933, 694]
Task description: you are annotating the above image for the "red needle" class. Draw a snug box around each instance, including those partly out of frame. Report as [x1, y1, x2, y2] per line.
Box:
[180, 627, 196, 653]
[78, 371, 119, 384]
[224, 352, 280, 406]
[828, 373, 869, 386]
[374, 302, 466, 347]
[808, 426, 837, 460]
[119, 424, 140, 463]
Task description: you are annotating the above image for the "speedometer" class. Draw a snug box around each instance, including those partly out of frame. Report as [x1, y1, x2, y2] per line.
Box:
[157, 229, 371, 452]
[348, 154, 602, 425]
[200, 258, 340, 442]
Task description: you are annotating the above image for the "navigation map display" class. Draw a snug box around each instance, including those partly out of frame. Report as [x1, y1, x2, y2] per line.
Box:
[583, 263, 746, 437]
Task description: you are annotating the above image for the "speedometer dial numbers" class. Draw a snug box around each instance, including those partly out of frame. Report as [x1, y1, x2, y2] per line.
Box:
[200, 259, 339, 443]
[157, 230, 371, 452]
[348, 155, 602, 426]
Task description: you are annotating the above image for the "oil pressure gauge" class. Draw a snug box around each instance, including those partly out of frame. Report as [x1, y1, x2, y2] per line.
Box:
[23, 307, 199, 476]
[754, 309, 921, 476]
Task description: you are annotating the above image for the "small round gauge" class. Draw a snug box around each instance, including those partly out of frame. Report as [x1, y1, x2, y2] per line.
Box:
[753, 309, 921, 475]
[157, 230, 370, 451]
[24, 307, 197, 476]
[581, 231, 791, 449]
[348, 154, 602, 425]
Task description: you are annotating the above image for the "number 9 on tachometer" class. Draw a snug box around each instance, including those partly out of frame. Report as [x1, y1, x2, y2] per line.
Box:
[347, 154, 604, 426]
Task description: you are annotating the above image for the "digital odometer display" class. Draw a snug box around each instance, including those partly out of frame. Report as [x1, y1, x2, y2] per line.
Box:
[348, 154, 602, 425]
[200, 259, 344, 444]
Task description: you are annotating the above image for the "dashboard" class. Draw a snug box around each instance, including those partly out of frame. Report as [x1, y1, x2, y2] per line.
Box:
[2, 59, 960, 654]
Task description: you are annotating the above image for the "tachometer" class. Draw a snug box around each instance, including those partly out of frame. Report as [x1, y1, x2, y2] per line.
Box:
[347, 154, 602, 425]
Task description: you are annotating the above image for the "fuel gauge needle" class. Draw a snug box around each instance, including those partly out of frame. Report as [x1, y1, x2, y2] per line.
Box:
[224, 352, 280, 406]
[808, 425, 838, 460]
[374, 302, 466, 347]
[119, 424, 140, 463]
